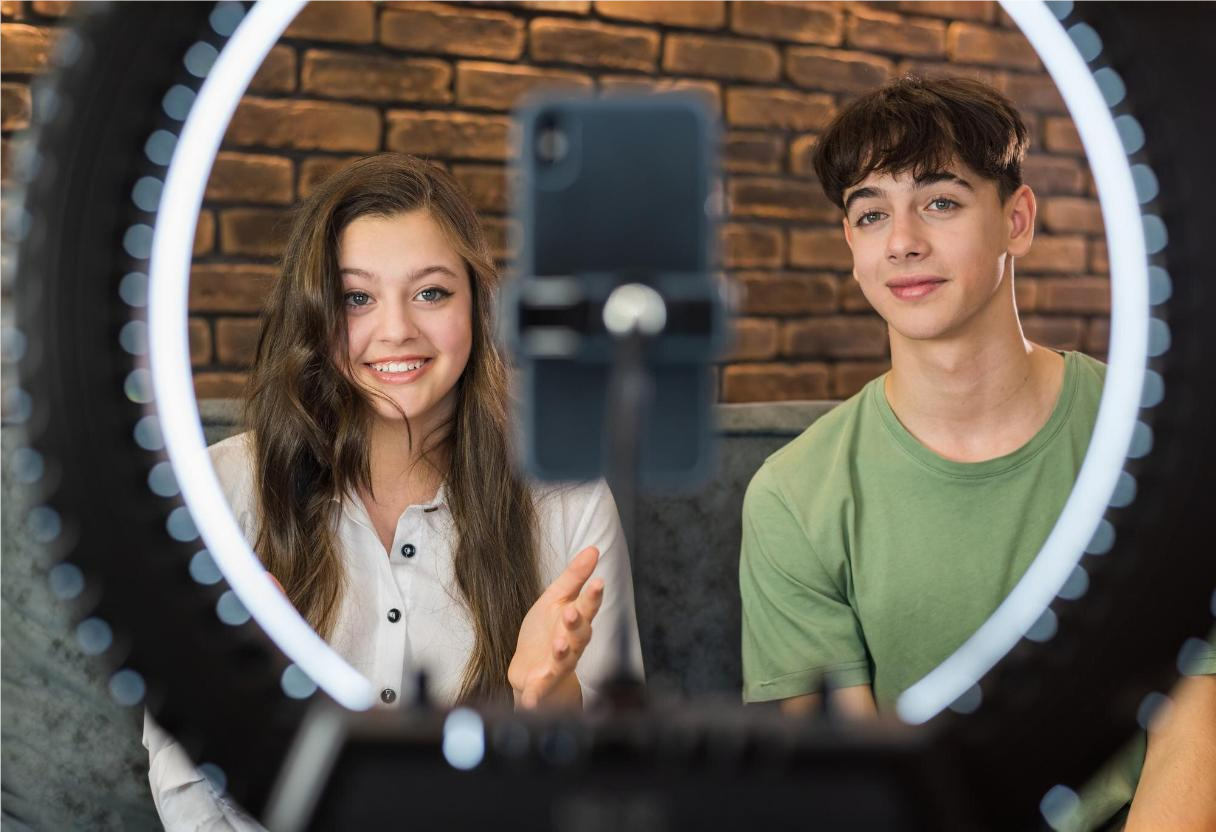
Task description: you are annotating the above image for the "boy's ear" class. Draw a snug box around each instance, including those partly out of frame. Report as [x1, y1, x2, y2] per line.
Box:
[841, 215, 854, 249]
[1007, 184, 1037, 258]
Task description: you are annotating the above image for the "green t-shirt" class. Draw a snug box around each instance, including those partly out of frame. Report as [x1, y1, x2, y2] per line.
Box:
[740, 350, 1200, 829]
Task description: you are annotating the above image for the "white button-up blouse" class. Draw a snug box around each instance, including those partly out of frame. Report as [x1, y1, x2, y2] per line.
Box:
[144, 432, 644, 831]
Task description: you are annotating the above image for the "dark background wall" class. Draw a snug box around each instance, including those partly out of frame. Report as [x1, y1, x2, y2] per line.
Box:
[1, 0, 1111, 409]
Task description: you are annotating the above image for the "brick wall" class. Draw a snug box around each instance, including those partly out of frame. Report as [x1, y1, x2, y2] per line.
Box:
[1, 1, 1110, 403]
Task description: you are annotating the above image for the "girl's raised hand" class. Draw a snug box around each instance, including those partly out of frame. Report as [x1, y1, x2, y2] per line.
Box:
[508, 546, 605, 709]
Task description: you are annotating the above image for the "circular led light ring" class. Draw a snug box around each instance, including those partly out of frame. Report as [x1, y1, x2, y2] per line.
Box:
[148, 0, 375, 711]
[898, 1, 1150, 723]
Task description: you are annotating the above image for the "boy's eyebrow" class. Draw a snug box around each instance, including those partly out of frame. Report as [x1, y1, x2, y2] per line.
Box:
[842, 173, 975, 213]
[914, 171, 975, 191]
[843, 186, 883, 214]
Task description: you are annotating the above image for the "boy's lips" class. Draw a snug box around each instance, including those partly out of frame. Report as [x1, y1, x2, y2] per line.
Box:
[886, 275, 947, 301]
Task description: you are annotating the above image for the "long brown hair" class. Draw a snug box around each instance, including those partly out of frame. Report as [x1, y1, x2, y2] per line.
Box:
[243, 153, 541, 703]
[813, 75, 1029, 209]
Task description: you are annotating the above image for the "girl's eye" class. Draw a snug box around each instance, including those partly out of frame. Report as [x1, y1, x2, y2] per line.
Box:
[344, 291, 371, 307]
[856, 210, 885, 227]
[417, 287, 452, 304]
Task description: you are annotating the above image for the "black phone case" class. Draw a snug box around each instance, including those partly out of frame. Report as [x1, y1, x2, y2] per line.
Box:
[512, 95, 719, 489]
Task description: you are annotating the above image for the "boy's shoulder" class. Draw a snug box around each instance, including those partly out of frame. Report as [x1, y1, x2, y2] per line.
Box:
[751, 378, 881, 501]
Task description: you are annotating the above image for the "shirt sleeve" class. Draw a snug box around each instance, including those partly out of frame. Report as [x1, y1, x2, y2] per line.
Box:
[561, 480, 645, 707]
[143, 712, 267, 832]
[739, 465, 871, 703]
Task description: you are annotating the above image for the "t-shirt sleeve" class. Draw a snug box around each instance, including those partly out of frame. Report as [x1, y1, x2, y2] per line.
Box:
[740, 465, 871, 703]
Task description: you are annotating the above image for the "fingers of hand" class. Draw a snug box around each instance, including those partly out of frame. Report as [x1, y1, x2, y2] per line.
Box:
[574, 577, 605, 623]
[546, 546, 600, 601]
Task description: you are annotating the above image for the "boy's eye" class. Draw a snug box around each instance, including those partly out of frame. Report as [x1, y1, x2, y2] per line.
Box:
[929, 197, 959, 211]
[856, 210, 885, 227]
[344, 291, 371, 307]
[417, 287, 452, 303]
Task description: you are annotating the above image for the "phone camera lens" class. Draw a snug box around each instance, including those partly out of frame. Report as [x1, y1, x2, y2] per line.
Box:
[535, 126, 569, 165]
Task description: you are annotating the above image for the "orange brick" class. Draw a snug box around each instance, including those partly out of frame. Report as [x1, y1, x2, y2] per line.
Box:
[382, 3, 525, 60]
[298, 155, 364, 198]
[1018, 234, 1086, 274]
[1, 82, 30, 130]
[730, 1, 843, 46]
[190, 264, 278, 313]
[846, 7, 945, 58]
[596, 0, 725, 28]
[451, 164, 513, 214]
[1, 137, 13, 182]
[1015, 276, 1038, 312]
[302, 50, 452, 104]
[728, 317, 780, 361]
[838, 277, 871, 312]
[194, 210, 215, 256]
[897, 59, 1002, 89]
[722, 223, 784, 268]
[1041, 197, 1103, 235]
[481, 216, 519, 261]
[789, 133, 820, 176]
[1039, 277, 1110, 314]
[894, 1, 995, 22]
[30, 1, 68, 16]
[249, 45, 297, 94]
[598, 76, 720, 113]
[1002, 72, 1067, 115]
[832, 360, 890, 398]
[188, 318, 212, 367]
[723, 131, 784, 174]
[205, 152, 294, 205]
[1085, 318, 1110, 353]
[456, 61, 592, 110]
[529, 18, 659, 72]
[284, 1, 374, 43]
[728, 176, 837, 222]
[227, 98, 380, 152]
[215, 318, 262, 366]
[726, 87, 834, 131]
[1044, 116, 1083, 155]
[786, 46, 892, 94]
[386, 110, 512, 160]
[789, 227, 852, 270]
[722, 362, 830, 402]
[663, 34, 780, 83]
[219, 209, 291, 258]
[1, 22, 56, 73]
[1090, 239, 1108, 274]
[1022, 316, 1084, 351]
[194, 372, 248, 399]
[0, 2, 21, 19]
[453, 1, 589, 10]
[1023, 155, 1084, 196]
[735, 271, 837, 314]
[947, 22, 1038, 70]
[782, 315, 887, 359]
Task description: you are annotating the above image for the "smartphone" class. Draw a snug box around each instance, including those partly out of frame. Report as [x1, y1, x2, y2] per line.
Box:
[507, 95, 722, 489]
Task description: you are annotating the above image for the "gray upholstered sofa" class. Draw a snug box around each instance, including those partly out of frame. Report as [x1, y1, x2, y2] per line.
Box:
[1, 399, 834, 829]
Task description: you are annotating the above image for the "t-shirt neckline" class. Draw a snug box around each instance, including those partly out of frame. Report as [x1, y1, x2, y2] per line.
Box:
[869, 350, 1080, 479]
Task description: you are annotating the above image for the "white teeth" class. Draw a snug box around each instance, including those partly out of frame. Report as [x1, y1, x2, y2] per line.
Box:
[371, 359, 427, 373]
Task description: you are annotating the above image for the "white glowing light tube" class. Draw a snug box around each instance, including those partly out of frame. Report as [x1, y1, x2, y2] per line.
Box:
[898, 1, 1149, 723]
[148, 0, 375, 711]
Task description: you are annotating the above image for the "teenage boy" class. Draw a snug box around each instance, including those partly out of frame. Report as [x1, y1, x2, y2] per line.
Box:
[739, 76, 1215, 830]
